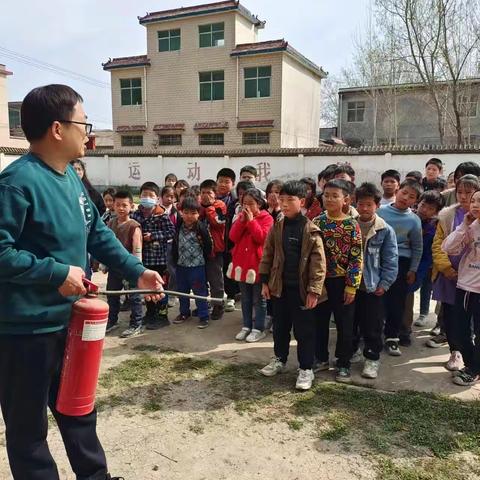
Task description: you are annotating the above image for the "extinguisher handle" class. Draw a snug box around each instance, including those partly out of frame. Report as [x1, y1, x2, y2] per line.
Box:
[83, 278, 99, 295]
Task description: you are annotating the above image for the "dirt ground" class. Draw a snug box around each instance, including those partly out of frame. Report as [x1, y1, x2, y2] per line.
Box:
[0, 273, 479, 479]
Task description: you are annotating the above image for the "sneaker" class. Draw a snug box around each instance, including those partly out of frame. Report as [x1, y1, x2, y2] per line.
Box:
[120, 325, 144, 338]
[173, 314, 190, 324]
[313, 361, 330, 372]
[260, 358, 286, 377]
[385, 340, 402, 356]
[146, 316, 170, 330]
[452, 367, 467, 378]
[426, 334, 448, 348]
[246, 329, 267, 343]
[106, 322, 119, 334]
[336, 367, 351, 383]
[362, 359, 380, 379]
[399, 335, 412, 347]
[350, 348, 363, 364]
[414, 314, 428, 327]
[224, 298, 236, 312]
[296, 369, 314, 390]
[235, 327, 251, 341]
[168, 297, 179, 308]
[429, 325, 441, 336]
[197, 318, 209, 329]
[210, 305, 224, 320]
[453, 370, 480, 386]
[445, 351, 463, 371]
[105, 475, 125, 480]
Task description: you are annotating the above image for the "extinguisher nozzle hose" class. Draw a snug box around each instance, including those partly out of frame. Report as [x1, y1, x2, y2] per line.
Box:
[97, 289, 224, 305]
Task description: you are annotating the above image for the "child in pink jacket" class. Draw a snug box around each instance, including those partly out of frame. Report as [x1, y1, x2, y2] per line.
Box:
[227, 188, 273, 342]
[442, 188, 480, 386]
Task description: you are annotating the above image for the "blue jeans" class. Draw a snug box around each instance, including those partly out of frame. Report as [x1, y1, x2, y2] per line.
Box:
[107, 272, 142, 327]
[419, 273, 432, 316]
[176, 265, 209, 320]
[239, 282, 266, 331]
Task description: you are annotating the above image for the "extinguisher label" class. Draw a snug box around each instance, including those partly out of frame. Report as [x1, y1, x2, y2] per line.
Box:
[82, 321, 107, 341]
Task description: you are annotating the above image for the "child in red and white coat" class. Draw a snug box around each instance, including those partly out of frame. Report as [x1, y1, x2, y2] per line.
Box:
[228, 188, 274, 342]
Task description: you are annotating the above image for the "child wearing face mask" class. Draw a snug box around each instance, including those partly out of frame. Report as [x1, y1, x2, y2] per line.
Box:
[132, 181, 175, 329]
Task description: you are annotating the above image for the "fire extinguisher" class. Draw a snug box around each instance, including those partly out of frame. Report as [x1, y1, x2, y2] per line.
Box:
[56, 280, 108, 416]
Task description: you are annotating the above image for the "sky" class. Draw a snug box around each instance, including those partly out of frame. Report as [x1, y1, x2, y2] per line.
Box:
[0, 0, 370, 129]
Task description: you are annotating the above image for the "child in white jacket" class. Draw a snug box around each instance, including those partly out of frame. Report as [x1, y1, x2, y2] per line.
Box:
[442, 188, 480, 386]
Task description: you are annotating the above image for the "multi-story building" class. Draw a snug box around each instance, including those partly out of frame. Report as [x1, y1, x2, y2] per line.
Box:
[338, 79, 480, 147]
[102, 1, 327, 150]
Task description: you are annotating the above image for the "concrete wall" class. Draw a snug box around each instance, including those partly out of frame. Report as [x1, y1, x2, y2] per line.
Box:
[3, 151, 477, 189]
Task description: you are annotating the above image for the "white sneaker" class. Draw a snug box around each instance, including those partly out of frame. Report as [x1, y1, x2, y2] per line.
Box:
[246, 329, 266, 343]
[362, 359, 380, 379]
[350, 348, 363, 363]
[225, 299, 236, 312]
[260, 358, 286, 377]
[414, 314, 428, 327]
[296, 369, 314, 390]
[168, 297, 178, 308]
[235, 327, 251, 341]
[445, 351, 463, 371]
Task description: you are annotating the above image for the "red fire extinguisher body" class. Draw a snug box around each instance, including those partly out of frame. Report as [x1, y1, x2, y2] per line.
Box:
[56, 296, 109, 416]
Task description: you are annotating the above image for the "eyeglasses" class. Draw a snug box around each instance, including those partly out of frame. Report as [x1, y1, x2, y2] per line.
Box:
[58, 120, 93, 135]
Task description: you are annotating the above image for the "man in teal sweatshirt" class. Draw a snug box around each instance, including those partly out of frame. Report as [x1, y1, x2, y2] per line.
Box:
[0, 84, 163, 480]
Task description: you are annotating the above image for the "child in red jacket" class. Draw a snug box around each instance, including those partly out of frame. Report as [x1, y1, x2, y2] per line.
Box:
[228, 188, 274, 342]
[200, 179, 227, 320]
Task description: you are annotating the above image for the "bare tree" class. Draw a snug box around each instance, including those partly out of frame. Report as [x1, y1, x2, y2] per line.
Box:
[320, 77, 340, 128]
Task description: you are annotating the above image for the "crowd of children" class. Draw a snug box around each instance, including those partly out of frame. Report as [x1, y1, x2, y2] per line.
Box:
[98, 158, 480, 390]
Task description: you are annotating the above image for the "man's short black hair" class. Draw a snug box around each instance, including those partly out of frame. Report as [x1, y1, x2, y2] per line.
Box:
[425, 157, 443, 170]
[419, 190, 445, 212]
[405, 171, 423, 183]
[21, 84, 83, 142]
[355, 182, 382, 204]
[280, 180, 307, 199]
[454, 161, 480, 181]
[300, 177, 317, 195]
[236, 180, 255, 196]
[181, 196, 201, 212]
[140, 181, 160, 197]
[200, 179, 217, 191]
[318, 164, 338, 183]
[333, 164, 355, 178]
[381, 169, 401, 183]
[324, 179, 351, 196]
[217, 168, 236, 182]
[102, 187, 116, 198]
[399, 178, 423, 199]
[240, 165, 257, 177]
[114, 189, 133, 202]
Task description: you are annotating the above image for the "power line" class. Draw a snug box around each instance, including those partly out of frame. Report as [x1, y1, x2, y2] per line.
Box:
[0, 46, 110, 89]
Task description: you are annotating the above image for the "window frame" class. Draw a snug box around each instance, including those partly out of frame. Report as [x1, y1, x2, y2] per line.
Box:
[244, 66, 272, 99]
[158, 29, 181, 52]
[199, 22, 225, 48]
[121, 135, 144, 147]
[458, 94, 478, 118]
[158, 134, 182, 146]
[198, 133, 224, 145]
[242, 131, 271, 145]
[120, 78, 142, 106]
[8, 108, 21, 129]
[199, 70, 225, 101]
[346, 101, 365, 123]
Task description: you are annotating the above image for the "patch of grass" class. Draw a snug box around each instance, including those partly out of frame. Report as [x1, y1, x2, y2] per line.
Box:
[287, 419, 304, 431]
[189, 420, 205, 435]
[317, 412, 350, 441]
[172, 356, 216, 373]
[132, 344, 179, 354]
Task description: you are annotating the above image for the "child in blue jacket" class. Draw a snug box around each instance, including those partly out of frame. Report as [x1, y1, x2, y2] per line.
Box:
[353, 183, 398, 379]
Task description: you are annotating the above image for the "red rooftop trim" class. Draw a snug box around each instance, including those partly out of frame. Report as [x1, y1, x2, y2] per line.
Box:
[116, 125, 147, 133]
[153, 123, 185, 131]
[103, 55, 150, 70]
[194, 121, 229, 130]
[237, 120, 274, 129]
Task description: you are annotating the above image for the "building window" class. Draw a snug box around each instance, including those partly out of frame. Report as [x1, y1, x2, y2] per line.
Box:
[8, 108, 21, 129]
[158, 29, 181, 52]
[459, 94, 478, 117]
[121, 135, 143, 147]
[347, 101, 365, 122]
[120, 78, 142, 106]
[158, 134, 182, 146]
[242, 132, 270, 145]
[199, 22, 224, 48]
[199, 133, 224, 145]
[244, 67, 271, 98]
[199, 71, 224, 101]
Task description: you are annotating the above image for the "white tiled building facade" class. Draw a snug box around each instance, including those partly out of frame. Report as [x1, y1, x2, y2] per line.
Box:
[103, 1, 327, 151]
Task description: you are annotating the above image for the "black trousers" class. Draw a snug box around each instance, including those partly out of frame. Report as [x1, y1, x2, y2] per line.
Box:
[0, 331, 107, 480]
[144, 264, 168, 319]
[223, 250, 239, 300]
[454, 289, 480, 375]
[353, 290, 384, 361]
[315, 277, 355, 368]
[383, 257, 410, 340]
[272, 287, 315, 370]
